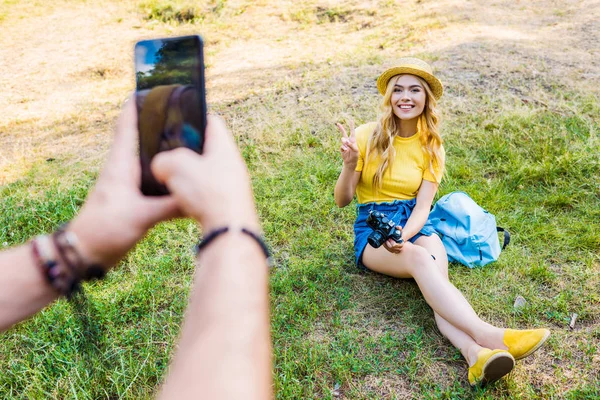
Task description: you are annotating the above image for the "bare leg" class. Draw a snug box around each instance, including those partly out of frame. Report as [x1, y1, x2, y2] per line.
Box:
[414, 235, 501, 365]
[362, 240, 506, 351]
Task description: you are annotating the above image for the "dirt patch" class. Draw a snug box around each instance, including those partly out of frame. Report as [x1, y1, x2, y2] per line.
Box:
[424, 0, 600, 97]
[347, 373, 414, 399]
[2, 0, 598, 185]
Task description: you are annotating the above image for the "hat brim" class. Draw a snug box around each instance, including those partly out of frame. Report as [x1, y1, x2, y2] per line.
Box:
[377, 66, 443, 100]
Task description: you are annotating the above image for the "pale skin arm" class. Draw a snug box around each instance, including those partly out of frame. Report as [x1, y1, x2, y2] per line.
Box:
[156, 231, 271, 400]
[383, 179, 438, 253]
[334, 121, 361, 208]
[153, 116, 272, 400]
[0, 247, 60, 332]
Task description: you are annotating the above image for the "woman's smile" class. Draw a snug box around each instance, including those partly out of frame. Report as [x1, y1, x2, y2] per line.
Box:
[390, 75, 426, 120]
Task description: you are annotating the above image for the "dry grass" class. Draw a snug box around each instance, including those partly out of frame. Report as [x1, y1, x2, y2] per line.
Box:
[2, 0, 598, 185]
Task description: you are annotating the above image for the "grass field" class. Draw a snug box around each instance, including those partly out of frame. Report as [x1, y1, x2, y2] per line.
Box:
[1, 0, 599, 398]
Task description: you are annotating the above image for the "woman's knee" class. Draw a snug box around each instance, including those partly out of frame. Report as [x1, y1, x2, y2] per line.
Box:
[403, 244, 438, 275]
[414, 235, 449, 278]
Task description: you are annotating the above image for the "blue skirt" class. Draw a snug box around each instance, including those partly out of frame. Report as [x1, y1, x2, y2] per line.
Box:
[353, 198, 437, 269]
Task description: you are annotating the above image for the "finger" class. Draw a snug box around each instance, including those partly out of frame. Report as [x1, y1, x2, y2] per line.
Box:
[349, 120, 356, 138]
[336, 123, 348, 139]
[108, 94, 138, 167]
[141, 196, 184, 228]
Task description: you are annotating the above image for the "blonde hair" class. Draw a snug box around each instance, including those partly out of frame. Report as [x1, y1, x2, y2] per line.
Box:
[366, 74, 444, 190]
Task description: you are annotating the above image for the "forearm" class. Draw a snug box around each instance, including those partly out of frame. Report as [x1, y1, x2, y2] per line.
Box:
[0, 245, 59, 332]
[402, 205, 430, 241]
[159, 229, 272, 400]
[334, 165, 357, 207]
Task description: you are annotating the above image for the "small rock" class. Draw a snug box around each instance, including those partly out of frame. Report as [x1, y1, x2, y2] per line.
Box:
[569, 313, 578, 330]
[333, 382, 340, 397]
[513, 295, 527, 309]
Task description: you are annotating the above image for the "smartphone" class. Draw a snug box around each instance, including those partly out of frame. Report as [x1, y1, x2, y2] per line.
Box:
[134, 35, 207, 196]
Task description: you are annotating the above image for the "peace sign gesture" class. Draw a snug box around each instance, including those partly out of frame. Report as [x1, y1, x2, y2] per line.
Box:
[336, 120, 359, 169]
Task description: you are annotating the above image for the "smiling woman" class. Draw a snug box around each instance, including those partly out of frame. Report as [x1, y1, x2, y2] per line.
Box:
[334, 57, 551, 387]
[390, 77, 426, 120]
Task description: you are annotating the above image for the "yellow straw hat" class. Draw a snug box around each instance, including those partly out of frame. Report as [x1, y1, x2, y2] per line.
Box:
[377, 57, 443, 100]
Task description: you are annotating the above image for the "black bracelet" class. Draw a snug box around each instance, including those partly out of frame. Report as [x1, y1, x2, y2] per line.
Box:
[195, 227, 273, 267]
[194, 227, 230, 253]
[241, 228, 273, 267]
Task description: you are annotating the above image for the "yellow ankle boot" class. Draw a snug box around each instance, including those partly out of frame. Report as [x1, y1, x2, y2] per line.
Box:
[468, 348, 515, 386]
[503, 328, 550, 360]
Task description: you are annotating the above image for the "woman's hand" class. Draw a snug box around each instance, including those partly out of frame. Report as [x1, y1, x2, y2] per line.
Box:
[151, 115, 260, 233]
[336, 121, 359, 169]
[383, 226, 404, 254]
[68, 96, 182, 271]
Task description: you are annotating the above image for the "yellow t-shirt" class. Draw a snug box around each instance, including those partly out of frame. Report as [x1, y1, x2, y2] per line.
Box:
[355, 122, 444, 204]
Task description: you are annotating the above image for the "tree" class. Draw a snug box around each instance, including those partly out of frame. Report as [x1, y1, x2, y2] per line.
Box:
[137, 38, 200, 90]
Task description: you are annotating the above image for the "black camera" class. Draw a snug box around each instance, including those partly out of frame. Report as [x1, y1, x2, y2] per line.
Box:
[366, 211, 404, 248]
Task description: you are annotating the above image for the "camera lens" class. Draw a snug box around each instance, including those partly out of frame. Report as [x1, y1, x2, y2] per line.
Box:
[368, 231, 386, 248]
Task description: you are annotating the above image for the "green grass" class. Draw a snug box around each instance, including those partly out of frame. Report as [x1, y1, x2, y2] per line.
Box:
[2, 76, 598, 398]
[1, 0, 600, 398]
[228, 72, 599, 398]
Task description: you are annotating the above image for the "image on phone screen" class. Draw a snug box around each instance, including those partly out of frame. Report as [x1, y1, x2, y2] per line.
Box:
[135, 35, 207, 196]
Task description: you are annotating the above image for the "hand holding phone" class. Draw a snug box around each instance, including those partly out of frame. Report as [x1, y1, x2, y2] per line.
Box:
[151, 115, 261, 233]
[134, 35, 207, 196]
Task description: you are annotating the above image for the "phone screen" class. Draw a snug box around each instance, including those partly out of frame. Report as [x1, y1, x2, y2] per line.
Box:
[134, 35, 206, 196]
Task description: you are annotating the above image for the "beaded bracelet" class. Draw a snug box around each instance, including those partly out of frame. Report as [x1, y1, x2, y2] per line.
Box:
[31, 234, 79, 298]
[52, 226, 105, 281]
[31, 227, 105, 298]
[195, 227, 273, 267]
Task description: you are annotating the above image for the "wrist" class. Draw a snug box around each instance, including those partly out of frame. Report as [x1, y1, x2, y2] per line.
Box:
[66, 218, 112, 271]
[198, 203, 261, 234]
[195, 226, 271, 266]
[201, 215, 261, 236]
[399, 227, 414, 242]
[30, 228, 106, 299]
[342, 162, 357, 171]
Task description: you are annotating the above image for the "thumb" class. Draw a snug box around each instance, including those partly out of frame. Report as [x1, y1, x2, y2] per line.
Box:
[151, 147, 201, 185]
[203, 114, 236, 154]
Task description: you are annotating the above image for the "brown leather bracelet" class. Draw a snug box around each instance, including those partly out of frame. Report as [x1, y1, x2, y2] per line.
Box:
[31, 235, 79, 298]
[31, 226, 105, 299]
[53, 225, 105, 281]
